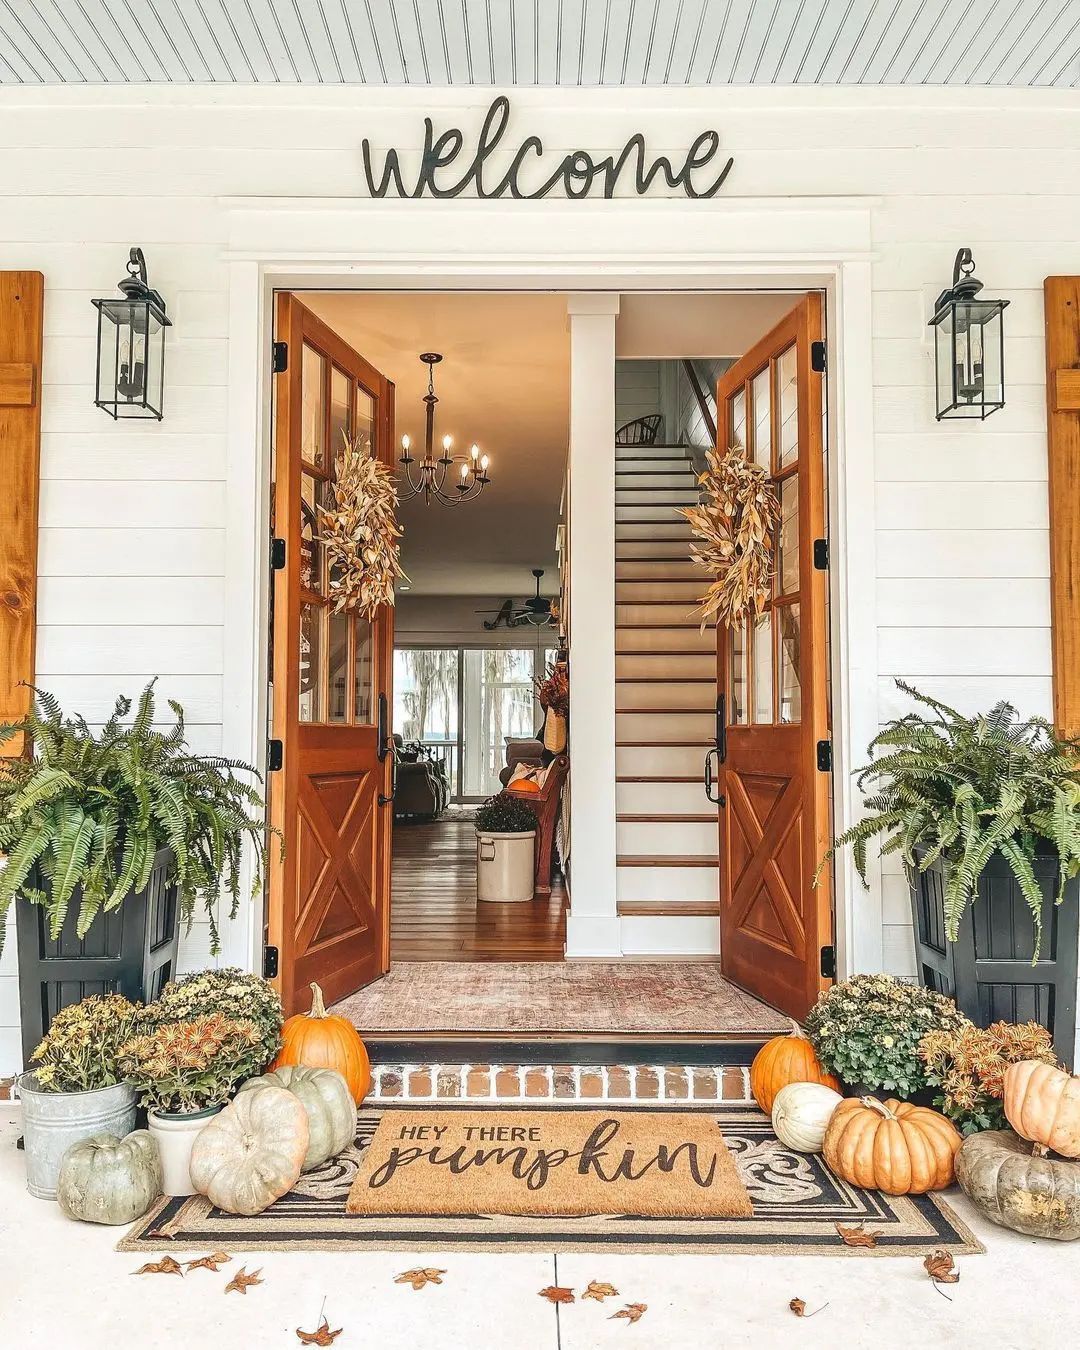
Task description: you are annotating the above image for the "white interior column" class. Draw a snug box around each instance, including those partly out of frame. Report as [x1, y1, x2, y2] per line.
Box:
[564, 293, 621, 958]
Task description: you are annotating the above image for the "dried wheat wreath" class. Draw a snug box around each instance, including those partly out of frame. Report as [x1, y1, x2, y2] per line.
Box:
[681, 446, 781, 630]
[320, 434, 407, 619]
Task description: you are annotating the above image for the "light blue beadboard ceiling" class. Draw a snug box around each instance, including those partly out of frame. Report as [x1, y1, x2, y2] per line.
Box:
[0, 0, 1077, 87]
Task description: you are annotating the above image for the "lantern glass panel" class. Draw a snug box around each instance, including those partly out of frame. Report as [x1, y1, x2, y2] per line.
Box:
[931, 295, 1008, 421]
[93, 294, 169, 420]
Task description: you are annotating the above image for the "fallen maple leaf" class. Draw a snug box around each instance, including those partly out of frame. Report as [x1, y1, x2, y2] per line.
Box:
[790, 1297, 829, 1318]
[296, 1316, 343, 1346]
[184, 1251, 231, 1273]
[582, 1281, 619, 1302]
[834, 1223, 881, 1248]
[395, 1268, 445, 1290]
[225, 1266, 263, 1295]
[133, 1257, 183, 1277]
[610, 1303, 647, 1324]
[539, 1285, 575, 1305]
[924, 1250, 959, 1285]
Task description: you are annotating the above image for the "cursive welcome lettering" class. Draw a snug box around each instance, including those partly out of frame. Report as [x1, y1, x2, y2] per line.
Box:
[361, 97, 734, 201]
[364, 1117, 719, 1193]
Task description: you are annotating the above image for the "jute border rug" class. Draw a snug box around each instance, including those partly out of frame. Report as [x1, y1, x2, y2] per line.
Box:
[118, 1104, 983, 1257]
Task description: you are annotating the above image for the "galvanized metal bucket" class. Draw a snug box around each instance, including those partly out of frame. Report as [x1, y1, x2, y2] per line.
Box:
[16, 1072, 137, 1200]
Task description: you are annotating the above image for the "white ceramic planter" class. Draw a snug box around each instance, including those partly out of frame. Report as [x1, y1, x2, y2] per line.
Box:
[476, 829, 537, 903]
[148, 1105, 223, 1197]
[16, 1073, 137, 1201]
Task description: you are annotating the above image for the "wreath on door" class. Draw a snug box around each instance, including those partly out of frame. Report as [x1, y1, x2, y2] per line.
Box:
[681, 446, 780, 631]
[319, 434, 408, 619]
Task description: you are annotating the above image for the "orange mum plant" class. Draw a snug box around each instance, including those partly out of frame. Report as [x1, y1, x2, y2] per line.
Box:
[918, 1020, 1058, 1135]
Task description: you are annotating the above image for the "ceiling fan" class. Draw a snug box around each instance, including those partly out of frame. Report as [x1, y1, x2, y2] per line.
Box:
[477, 569, 558, 630]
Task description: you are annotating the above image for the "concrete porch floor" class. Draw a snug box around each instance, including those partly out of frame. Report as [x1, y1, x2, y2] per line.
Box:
[0, 1108, 1071, 1350]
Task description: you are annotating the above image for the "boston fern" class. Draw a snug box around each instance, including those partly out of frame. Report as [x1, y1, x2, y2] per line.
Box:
[0, 682, 269, 953]
[826, 681, 1080, 956]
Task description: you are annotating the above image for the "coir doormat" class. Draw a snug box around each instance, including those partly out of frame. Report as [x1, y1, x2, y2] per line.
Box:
[118, 1105, 983, 1257]
[345, 1109, 752, 1219]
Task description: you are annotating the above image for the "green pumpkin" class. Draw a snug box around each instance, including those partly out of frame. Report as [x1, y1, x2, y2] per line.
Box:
[956, 1129, 1080, 1241]
[57, 1131, 162, 1226]
[238, 1065, 355, 1170]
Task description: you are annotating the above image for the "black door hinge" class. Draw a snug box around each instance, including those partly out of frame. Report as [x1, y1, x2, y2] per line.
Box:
[272, 341, 288, 374]
[816, 739, 832, 772]
[270, 537, 286, 571]
[810, 340, 826, 373]
[820, 944, 836, 979]
[813, 538, 828, 570]
[263, 945, 279, 979]
[267, 738, 283, 772]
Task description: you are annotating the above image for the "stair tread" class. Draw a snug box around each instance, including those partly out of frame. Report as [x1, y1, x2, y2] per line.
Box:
[616, 740, 712, 747]
[618, 855, 721, 866]
[618, 900, 721, 916]
[616, 649, 714, 656]
[615, 676, 714, 683]
[618, 706, 713, 714]
[618, 813, 716, 823]
[617, 775, 702, 782]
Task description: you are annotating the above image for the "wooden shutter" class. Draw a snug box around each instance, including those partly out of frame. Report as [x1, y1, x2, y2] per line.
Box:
[0, 272, 44, 758]
[1045, 277, 1080, 737]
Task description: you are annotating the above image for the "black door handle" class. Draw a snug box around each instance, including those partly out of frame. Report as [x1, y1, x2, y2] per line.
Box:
[377, 692, 396, 806]
[704, 748, 725, 806]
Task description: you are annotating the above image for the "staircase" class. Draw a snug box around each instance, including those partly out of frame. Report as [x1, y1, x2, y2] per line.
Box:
[615, 443, 720, 956]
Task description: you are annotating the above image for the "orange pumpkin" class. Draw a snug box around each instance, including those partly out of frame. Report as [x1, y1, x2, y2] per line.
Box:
[750, 1022, 840, 1114]
[272, 983, 371, 1105]
[1004, 1060, 1080, 1159]
[823, 1096, 961, 1195]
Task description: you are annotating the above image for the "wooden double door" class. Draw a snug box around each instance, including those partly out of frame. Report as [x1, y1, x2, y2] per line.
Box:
[709, 295, 834, 1021]
[268, 296, 396, 1016]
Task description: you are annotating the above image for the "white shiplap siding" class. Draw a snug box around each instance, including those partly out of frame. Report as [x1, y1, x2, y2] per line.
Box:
[0, 84, 1073, 1069]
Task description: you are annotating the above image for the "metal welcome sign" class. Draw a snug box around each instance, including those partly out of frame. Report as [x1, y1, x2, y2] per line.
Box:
[361, 96, 734, 201]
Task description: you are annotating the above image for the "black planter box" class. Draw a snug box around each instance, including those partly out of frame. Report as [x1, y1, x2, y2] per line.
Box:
[16, 847, 180, 1064]
[910, 850, 1078, 1069]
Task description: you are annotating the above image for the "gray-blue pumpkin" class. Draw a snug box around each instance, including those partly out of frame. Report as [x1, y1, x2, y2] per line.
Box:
[57, 1131, 162, 1225]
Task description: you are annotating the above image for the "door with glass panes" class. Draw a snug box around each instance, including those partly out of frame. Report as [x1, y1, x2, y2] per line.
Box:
[711, 294, 833, 1020]
[268, 295, 395, 1016]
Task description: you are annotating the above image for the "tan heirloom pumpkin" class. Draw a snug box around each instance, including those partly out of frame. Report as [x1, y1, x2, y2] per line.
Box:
[272, 983, 371, 1106]
[1003, 1061, 1080, 1159]
[238, 1065, 355, 1171]
[189, 1084, 308, 1216]
[750, 1022, 840, 1114]
[956, 1129, 1080, 1241]
[822, 1096, 961, 1195]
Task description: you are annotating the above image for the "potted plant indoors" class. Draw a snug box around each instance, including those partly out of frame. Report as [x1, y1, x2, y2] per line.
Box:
[16, 993, 140, 1200]
[804, 973, 969, 1102]
[474, 793, 538, 903]
[0, 682, 270, 1060]
[117, 1012, 266, 1196]
[825, 683, 1080, 1065]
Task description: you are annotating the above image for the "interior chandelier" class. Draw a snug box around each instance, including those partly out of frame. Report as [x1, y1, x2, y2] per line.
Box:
[398, 351, 491, 505]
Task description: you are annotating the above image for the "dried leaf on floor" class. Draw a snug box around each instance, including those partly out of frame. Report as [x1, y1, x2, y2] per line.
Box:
[835, 1223, 881, 1248]
[296, 1316, 343, 1346]
[924, 1250, 959, 1285]
[184, 1251, 231, 1273]
[790, 1297, 829, 1318]
[133, 1257, 183, 1277]
[395, 1268, 446, 1290]
[224, 1266, 263, 1295]
[582, 1281, 619, 1302]
[610, 1303, 648, 1324]
[539, 1285, 575, 1305]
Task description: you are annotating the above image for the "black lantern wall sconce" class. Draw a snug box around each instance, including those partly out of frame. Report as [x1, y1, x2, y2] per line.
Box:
[92, 247, 171, 420]
[928, 247, 1008, 420]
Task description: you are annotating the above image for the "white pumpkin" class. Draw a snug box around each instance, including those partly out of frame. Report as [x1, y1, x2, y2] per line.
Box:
[188, 1085, 308, 1216]
[771, 1081, 844, 1153]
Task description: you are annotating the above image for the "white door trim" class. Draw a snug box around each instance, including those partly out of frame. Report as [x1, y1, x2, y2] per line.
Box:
[218, 193, 878, 981]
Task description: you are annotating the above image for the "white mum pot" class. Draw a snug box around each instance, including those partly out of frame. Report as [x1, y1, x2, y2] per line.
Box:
[476, 829, 536, 903]
[148, 1105, 223, 1197]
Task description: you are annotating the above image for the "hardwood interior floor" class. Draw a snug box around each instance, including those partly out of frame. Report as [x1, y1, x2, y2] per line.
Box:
[390, 809, 567, 962]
